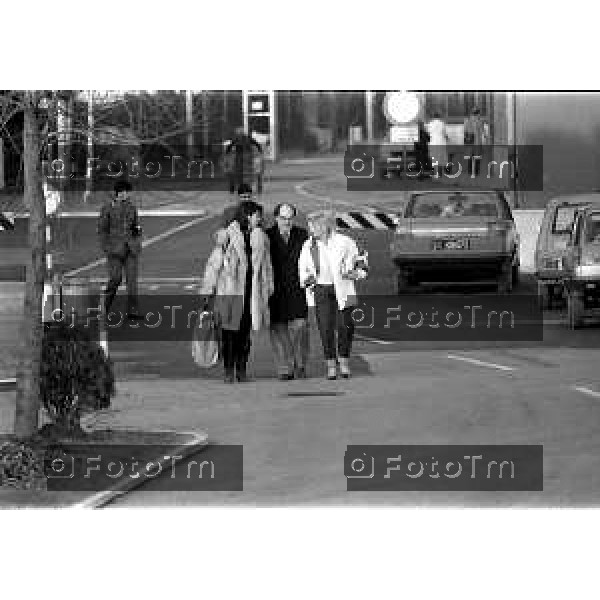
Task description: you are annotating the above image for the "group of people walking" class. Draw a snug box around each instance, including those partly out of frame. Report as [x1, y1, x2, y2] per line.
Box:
[199, 184, 369, 383]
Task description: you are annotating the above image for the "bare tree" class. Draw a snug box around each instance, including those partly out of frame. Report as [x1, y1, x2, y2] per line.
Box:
[1, 90, 221, 439]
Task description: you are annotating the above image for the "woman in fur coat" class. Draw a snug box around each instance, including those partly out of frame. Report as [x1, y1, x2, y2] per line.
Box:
[200, 191, 274, 383]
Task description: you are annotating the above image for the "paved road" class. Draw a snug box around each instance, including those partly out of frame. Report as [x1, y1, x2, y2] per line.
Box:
[3, 174, 600, 505]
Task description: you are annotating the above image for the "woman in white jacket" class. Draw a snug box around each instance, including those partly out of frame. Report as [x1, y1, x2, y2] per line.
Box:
[298, 211, 368, 379]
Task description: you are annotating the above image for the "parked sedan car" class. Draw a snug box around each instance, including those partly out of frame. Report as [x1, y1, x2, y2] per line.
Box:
[390, 190, 520, 293]
[534, 193, 600, 309]
[561, 205, 600, 328]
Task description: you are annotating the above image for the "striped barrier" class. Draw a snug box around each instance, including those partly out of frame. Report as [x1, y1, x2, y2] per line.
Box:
[335, 212, 398, 230]
[0, 212, 15, 231]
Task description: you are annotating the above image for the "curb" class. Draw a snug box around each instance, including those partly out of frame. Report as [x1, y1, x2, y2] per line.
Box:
[69, 428, 209, 509]
[0, 379, 16, 392]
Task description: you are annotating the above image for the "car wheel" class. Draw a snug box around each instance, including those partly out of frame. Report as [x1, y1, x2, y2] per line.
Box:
[538, 283, 550, 310]
[397, 273, 412, 295]
[511, 263, 520, 288]
[497, 264, 513, 295]
[567, 290, 585, 329]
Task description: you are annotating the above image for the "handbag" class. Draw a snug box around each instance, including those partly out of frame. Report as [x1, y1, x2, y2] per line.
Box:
[191, 308, 222, 368]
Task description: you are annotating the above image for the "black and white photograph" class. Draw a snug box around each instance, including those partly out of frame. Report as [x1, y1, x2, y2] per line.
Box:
[0, 3, 597, 598]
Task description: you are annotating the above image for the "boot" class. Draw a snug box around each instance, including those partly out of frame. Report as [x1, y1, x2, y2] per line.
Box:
[326, 359, 337, 380]
[236, 359, 249, 382]
[339, 357, 351, 379]
[224, 367, 235, 384]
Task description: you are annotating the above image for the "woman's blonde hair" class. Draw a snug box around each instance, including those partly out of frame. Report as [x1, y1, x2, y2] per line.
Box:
[307, 209, 336, 231]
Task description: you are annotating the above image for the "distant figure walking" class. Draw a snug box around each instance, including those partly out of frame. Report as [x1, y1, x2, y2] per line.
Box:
[97, 180, 143, 320]
[427, 112, 449, 176]
[225, 127, 264, 195]
[464, 108, 489, 176]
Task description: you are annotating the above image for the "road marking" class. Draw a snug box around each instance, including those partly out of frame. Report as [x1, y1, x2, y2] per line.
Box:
[447, 353, 516, 372]
[354, 333, 395, 346]
[64, 213, 210, 278]
[572, 385, 600, 399]
[294, 181, 361, 210]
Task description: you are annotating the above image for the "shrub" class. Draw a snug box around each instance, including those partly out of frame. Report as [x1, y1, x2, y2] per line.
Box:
[0, 440, 47, 490]
[41, 320, 115, 433]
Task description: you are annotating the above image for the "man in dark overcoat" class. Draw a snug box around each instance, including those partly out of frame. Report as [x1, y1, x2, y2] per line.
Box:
[266, 202, 309, 380]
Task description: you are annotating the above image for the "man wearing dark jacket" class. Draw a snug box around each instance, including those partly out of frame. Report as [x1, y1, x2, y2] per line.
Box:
[225, 127, 263, 195]
[97, 180, 143, 319]
[266, 203, 309, 379]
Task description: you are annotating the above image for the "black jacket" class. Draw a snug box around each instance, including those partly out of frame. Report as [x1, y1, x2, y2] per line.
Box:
[266, 224, 308, 323]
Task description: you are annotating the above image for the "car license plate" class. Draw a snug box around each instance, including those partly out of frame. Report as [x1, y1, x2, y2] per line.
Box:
[434, 239, 468, 250]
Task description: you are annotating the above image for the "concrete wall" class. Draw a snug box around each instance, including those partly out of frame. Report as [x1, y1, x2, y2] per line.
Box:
[517, 92, 600, 208]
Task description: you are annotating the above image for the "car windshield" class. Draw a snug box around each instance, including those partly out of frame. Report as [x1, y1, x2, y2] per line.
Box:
[552, 205, 579, 234]
[406, 193, 505, 219]
[584, 214, 600, 244]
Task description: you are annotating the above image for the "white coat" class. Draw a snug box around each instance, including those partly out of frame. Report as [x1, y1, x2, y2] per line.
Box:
[427, 118, 449, 167]
[298, 232, 366, 310]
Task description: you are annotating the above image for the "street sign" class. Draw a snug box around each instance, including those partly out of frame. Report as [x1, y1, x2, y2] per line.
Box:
[389, 125, 418, 143]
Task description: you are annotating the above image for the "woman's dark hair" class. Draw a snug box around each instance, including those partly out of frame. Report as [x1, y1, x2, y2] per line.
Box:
[114, 180, 132, 195]
[235, 200, 263, 230]
[221, 204, 238, 228]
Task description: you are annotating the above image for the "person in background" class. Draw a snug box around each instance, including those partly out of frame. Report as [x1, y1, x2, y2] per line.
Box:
[415, 118, 432, 179]
[97, 180, 143, 320]
[200, 184, 273, 383]
[427, 112, 449, 177]
[266, 203, 309, 380]
[225, 126, 263, 195]
[298, 211, 368, 380]
[464, 107, 489, 176]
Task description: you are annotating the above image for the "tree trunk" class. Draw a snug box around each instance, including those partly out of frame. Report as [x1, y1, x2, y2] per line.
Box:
[14, 94, 45, 439]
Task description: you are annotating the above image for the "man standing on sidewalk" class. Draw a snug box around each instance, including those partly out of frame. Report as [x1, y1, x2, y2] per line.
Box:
[266, 203, 309, 380]
[97, 180, 143, 320]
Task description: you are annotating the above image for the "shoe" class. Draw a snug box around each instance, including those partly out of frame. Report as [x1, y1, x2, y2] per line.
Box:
[295, 367, 307, 379]
[339, 357, 351, 379]
[236, 364, 249, 382]
[326, 359, 337, 380]
[224, 369, 235, 384]
[278, 372, 294, 381]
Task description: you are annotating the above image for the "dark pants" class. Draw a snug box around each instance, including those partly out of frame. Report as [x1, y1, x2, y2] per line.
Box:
[228, 173, 263, 195]
[270, 318, 309, 375]
[314, 285, 355, 360]
[221, 310, 252, 373]
[104, 250, 139, 315]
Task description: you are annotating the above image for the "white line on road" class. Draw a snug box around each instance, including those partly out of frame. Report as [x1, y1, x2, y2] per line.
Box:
[64, 214, 210, 278]
[572, 385, 600, 399]
[447, 354, 516, 372]
[294, 181, 369, 210]
[354, 333, 395, 346]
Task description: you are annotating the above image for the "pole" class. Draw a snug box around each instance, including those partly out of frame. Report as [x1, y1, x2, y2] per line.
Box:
[202, 91, 209, 151]
[0, 137, 4, 190]
[84, 90, 94, 203]
[269, 90, 277, 162]
[365, 90, 374, 142]
[186, 90, 194, 158]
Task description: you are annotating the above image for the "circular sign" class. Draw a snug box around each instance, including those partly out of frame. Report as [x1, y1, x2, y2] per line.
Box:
[383, 91, 420, 125]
